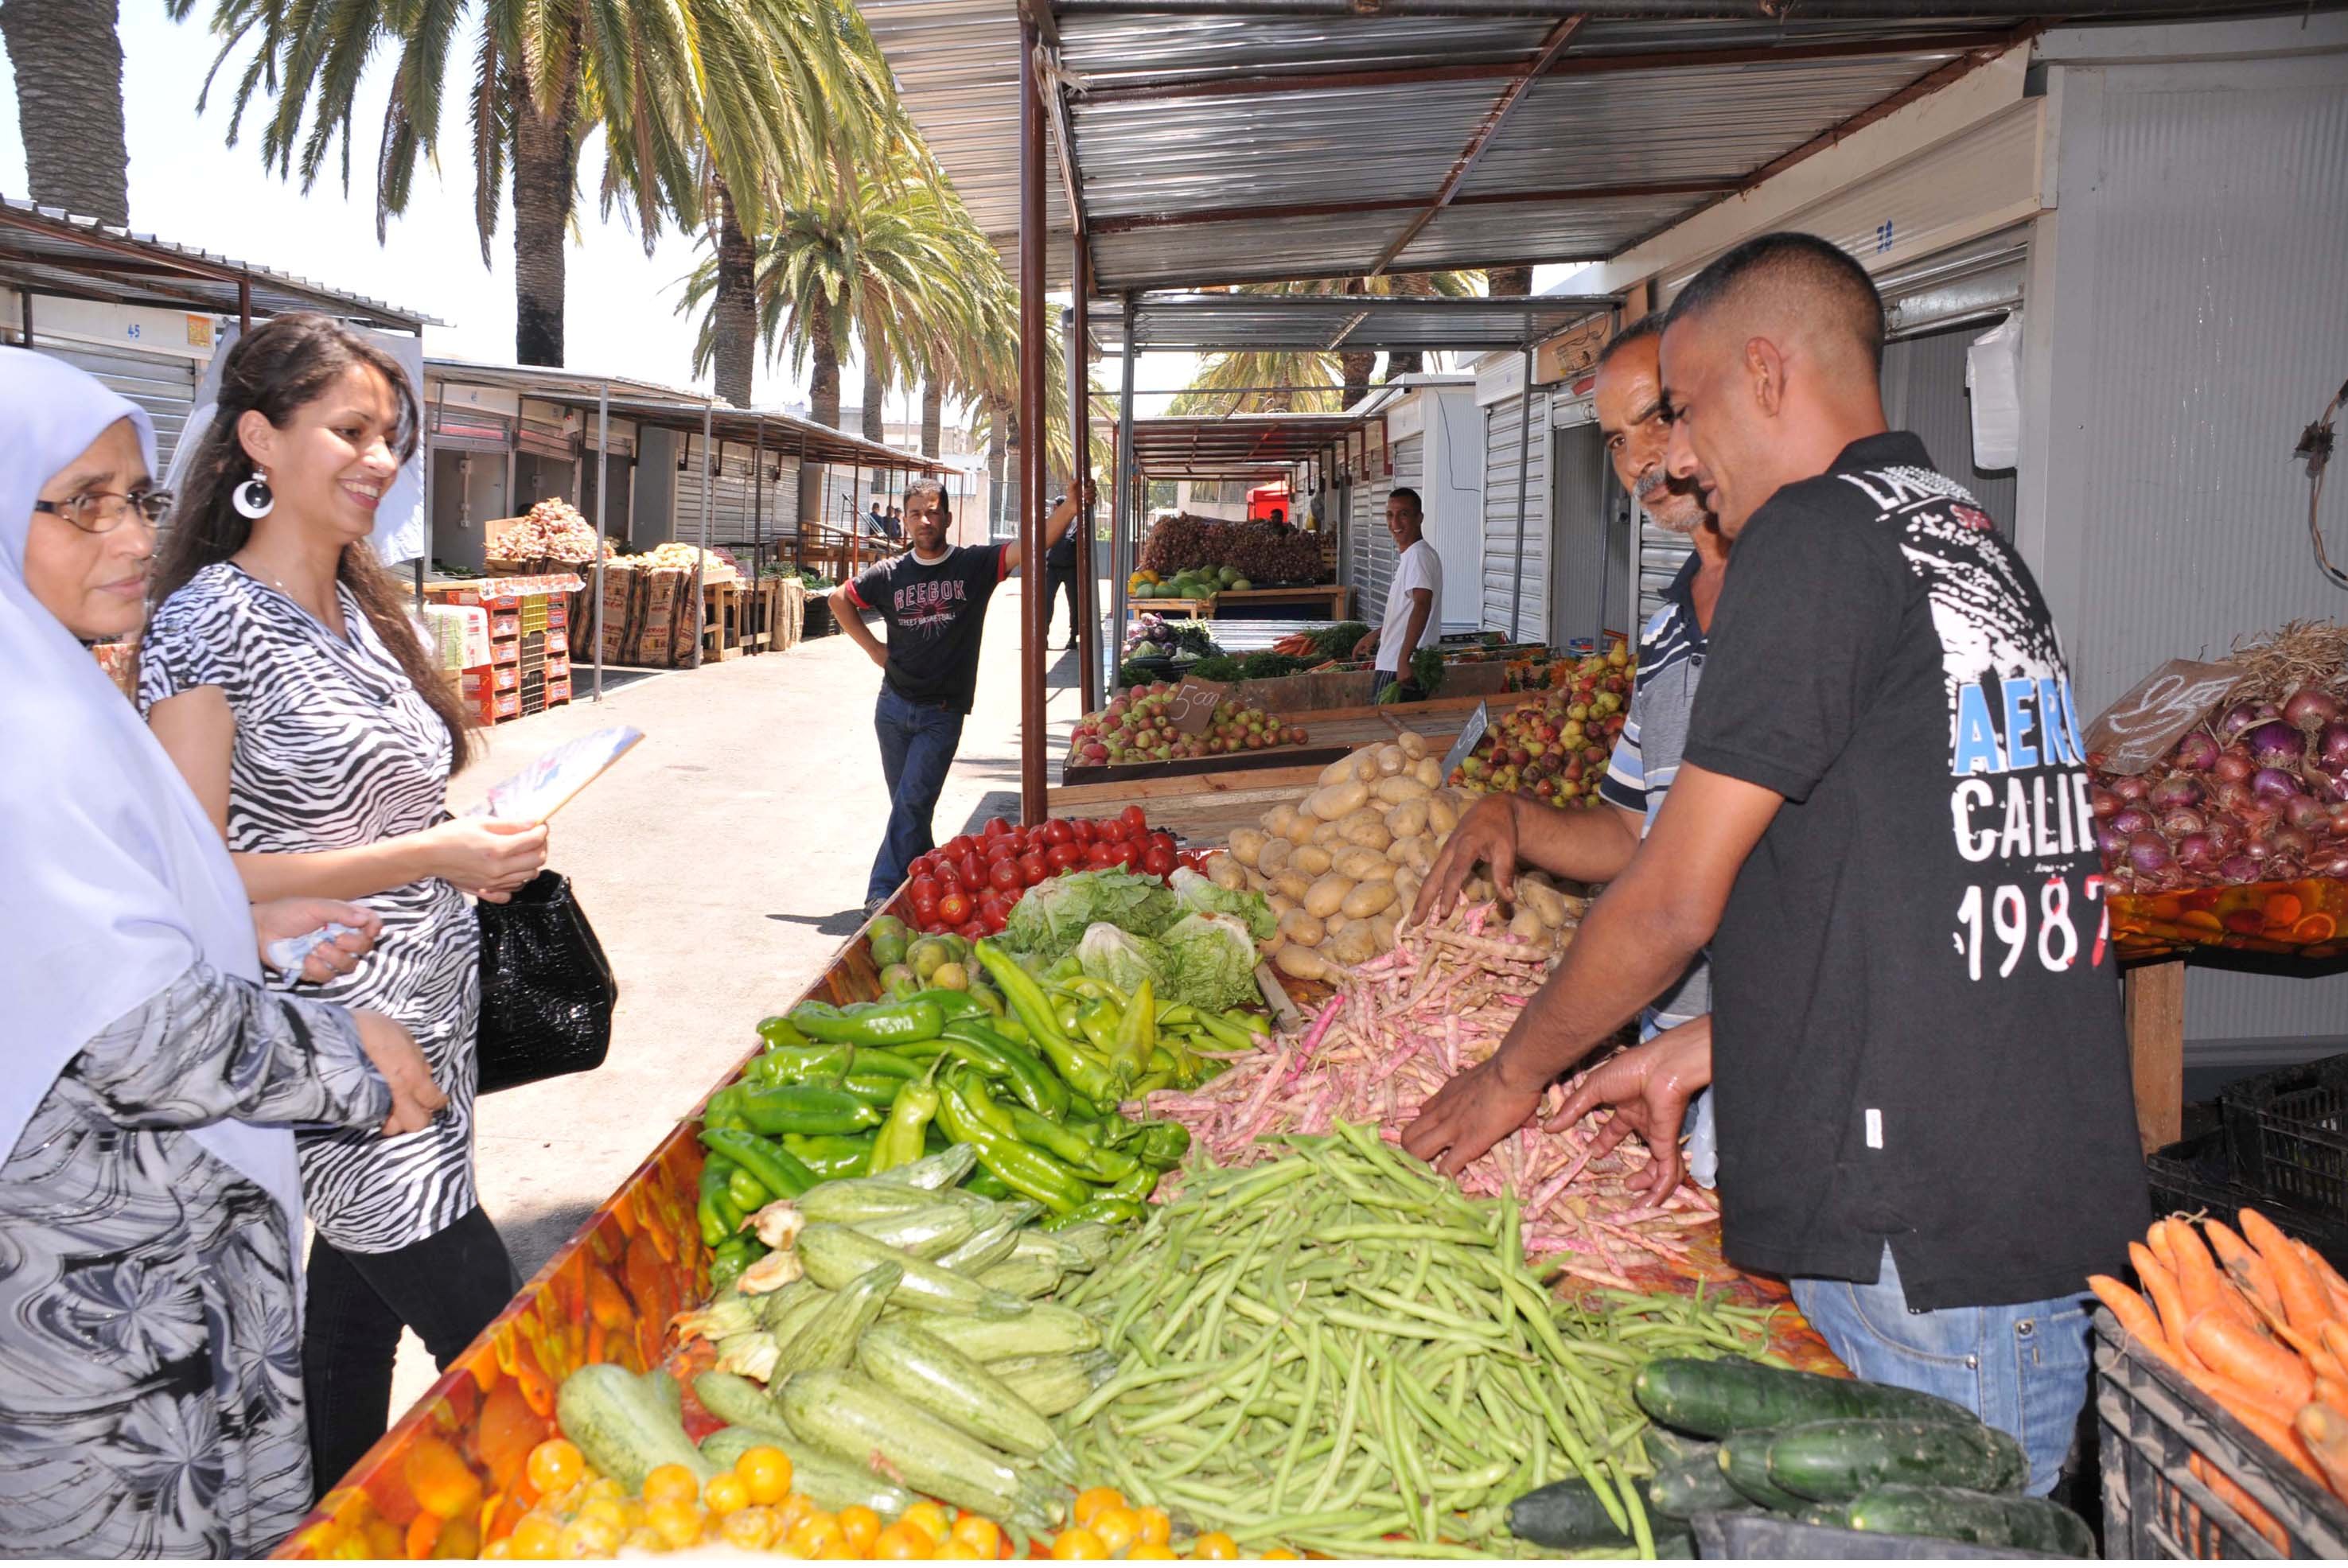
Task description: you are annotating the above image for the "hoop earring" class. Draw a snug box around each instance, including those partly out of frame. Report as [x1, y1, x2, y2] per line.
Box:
[232, 469, 275, 520]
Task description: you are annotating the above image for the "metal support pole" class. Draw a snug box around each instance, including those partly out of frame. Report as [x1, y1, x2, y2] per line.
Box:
[594, 382, 609, 701]
[19, 288, 31, 348]
[1506, 345, 1534, 643]
[237, 275, 251, 335]
[1111, 290, 1137, 694]
[695, 400, 711, 668]
[1017, 18, 1049, 826]
[1068, 273, 1100, 714]
[753, 418, 765, 600]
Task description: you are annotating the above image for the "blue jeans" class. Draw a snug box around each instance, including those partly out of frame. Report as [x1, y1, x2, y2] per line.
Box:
[1790, 1246, 2091, 1496]
[869, 687, 965, 903]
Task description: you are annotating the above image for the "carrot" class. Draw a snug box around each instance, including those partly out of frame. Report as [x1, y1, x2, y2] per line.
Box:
[2296, 1240, 2348, 1321]
[2315, 1375, 2348, 1418]
[2184, 1365, 2327, 1484]
[2190, 1452, 2288, 1550]
[2243, 1208, 2333, 1338]
[2296, 1403, 2348, 1500]
[2093, 1274, 2178, 1364]
[2147, 1216, 2179, 1271]
[2169, 1218, 2248, 1325]
[2206, 1219, 2288, 1318]
[2135, 1242, 2202, 1369]
[2319, 1321, 2348, 1382]
[2186, 1311, 2316, 1410]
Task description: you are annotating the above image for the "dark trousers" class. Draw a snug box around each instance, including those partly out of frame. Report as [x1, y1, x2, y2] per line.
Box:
[302, 1205, 517, 1496]
[870, 687, 966, 902]
[1045, 567, 1081, 647]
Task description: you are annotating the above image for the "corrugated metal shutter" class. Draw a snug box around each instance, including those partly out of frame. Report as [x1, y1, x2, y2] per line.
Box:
[675, 438, 800, 547]
[1482, 387, 1549, 643]
[1638, 523, 1687, 629]
[44, 342, 198, 474]
[1880, 321, 2019, 536]
[1348, 457, 1394, 625]
[1549, 419, 1611, 650]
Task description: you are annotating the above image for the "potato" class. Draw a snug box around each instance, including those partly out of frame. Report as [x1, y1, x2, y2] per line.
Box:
[1308, 780, 1370, 821]
[1396, 730, 1429, 759]
[1257, 835, 1294, 874]
[1390, 868, 1421, 916]
[1245, 868, 1275, 893]
[1261, 932, 1288, 959]
[1518, 880, 1569, 928]
[1310, 818, 1345, 846]
[1206, 854, 1248, 892]
[1274, 870, 1314, 905]
[1425, 794, 1461, 836]
[1376, 744, 1405, 776]
[1413, 756, 1445, 790]
[1341, 880, 1397, 920]
[1227, 827, 1268, 869]
[1335, 810, 1392, 852]
[1373, 774, 1431, 806]
[1262, 803, 1299, 841]
[1509, 909, 1545, 942]
[1275, 944, 1330, 981]
[1291, 843, 1334, 877]
[1384, 798, 1430, 840]
[1326, 920, 1380, 966]
[1283, 810, 1320, 846]
[1267, 893, 1298, 918]
[1303, 873, 1357, 920]
[1318, 753, 1363, 788]
[1350, 749, 1383, 784]
[1369, 914, 1399, 951]
[1333, 846, 1392, 883]
[1396, 835, 1436, 876]
[1278, 909, 1327, 948]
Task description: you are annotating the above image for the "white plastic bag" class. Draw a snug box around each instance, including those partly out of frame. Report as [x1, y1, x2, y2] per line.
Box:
[1966, 313, 2024, 470]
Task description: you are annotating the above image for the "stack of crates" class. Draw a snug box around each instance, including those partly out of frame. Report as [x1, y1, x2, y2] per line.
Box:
[434, 581, 576, 726]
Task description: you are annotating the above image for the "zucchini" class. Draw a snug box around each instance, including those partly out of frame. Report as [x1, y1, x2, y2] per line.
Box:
[934, 1216, 1026, 1276]
[847, 1202, 979, 1259]
[855, 1319, 1069, 1471]
[912, 1301, 1101, 1360]
[876, 1144, 979, 1191]
[1039, 1220, 1114, 1272]
[976, 1251, 1064, 1300]
[1635, 1357, 1976, 1438]
[1505, 1477, 1656, 1548]
[773, 1262, 900, 1379]
[987, 1351, 1116, 1418]
[1845, 1484, 2094, 1556]
[1719, 1432, 1807, 1512]
[765, 1281, 837, 1349]
[699, 1426, 915, 1518]
[1766, 1418, 2027, 1502]
[794, 1179, 953, 1225]
[694, 1371, 792, 1434]
[556, 1364, 715, 1492]
[1649, 1443, 1743, 1517]
[778, 1368, 1031, 1519]
[797, 1224, 1030, 1318]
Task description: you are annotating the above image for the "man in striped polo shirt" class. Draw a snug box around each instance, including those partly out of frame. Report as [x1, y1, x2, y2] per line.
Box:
[1412, 315, 1727, 1188]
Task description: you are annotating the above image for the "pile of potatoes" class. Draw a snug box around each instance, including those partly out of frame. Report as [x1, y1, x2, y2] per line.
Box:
[1200, 731, 1585, 983]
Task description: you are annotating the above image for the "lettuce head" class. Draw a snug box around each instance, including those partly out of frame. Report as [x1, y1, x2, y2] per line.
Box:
[1160, 912, 1263, 1013]
[1074, 922, 1168, 998]
[1004, 869, 1178, 963]
[1167, 867, 1277, 943]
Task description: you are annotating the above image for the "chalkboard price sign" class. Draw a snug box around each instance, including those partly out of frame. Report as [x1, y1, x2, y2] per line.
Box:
[1440, 701, 1490, 783]
[1162, 680, 1229, 737]
[2083, 659, 2244, 775]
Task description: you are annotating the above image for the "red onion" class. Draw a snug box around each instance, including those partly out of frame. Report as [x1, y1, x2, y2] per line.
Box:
[2206, 815, 2246, 854]
[2150, 774, 2205, 810]
[2213, 747, 2256, 784]
[2284, 687, 2345, 730]
[2159, 807, 2207, 839]
[2272, 827, 2314, 863]
[2089, 786, 2122, 821]
[2321, 850, 2348, 878]
[2094, 822, 2130, 861]
[2285, 794, 2331, 833]
[2171, 730, 2221, 772]
[2128, 833, 2175, 873]
[2212, 779, 2256, 815]
[2244, 720, 2307, 768]
[2219, 854, 2263, 884]
[2313, 770, 2348, 807]
[2112, 775, 2152, 803]
[2111, 807, 2157, 837]
[2175, 832, 2221, 870]
[2253, 767, 2307, 801]
[2332, 803, 2348, 836]
[2218, 700, 2282, 745]
[2319, 721, 2348, 772]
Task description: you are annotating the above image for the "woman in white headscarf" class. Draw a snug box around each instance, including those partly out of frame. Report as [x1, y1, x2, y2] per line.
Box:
[0, 346, 446, 1557]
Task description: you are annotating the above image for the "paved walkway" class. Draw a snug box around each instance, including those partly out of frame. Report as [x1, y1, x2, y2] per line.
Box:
[388, 576, 1097, 1412]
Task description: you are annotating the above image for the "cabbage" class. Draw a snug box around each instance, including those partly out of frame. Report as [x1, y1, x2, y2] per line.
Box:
[1166, 867, 1276, 942]
[1003, 869, 1179, 963]
[1159, 912, 1263, 1013]
[1074, 923, 1167, 998]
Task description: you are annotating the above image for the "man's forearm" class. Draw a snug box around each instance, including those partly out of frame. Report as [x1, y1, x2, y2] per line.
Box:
[834, 589, 885, 659]
[1042, 493, 1081, 550]
[1396, 593, 1432, 673]
[1507, 796, 1641, 884]
[1495, 870, 1709, 1088]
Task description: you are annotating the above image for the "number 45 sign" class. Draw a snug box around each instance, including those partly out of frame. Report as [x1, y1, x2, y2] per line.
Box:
[2082, 659, 2245, 776]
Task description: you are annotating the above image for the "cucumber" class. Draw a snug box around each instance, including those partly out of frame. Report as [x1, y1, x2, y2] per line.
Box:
[913, 1301, 1101, 1360]
[1719, 1432, 1807, 1512]
[1634, 1357, 1977, 1438]
[1766, 1418, 2027, 1502]
[773, 1262, 900, 1379]
[1796, 1503, 1852, 1527]
[847, 1203, 979, 1259]
[556, 1364, 716, 1492]
[1649, 1443, 1743, 1517]
[694, 1370, 791, 1434]
[699, 1426, 916, 1518]
[779, 1368, 1031, 1519]
[1505, 1477, 1657, 1548]
[976, 1251, 1064, 1300]
[1845, 1484, 2094, 1556]
[797, 1224, 1030, 1318]
[987, 1351, 1116, 1418]
[855, 1319, 1067, 1467]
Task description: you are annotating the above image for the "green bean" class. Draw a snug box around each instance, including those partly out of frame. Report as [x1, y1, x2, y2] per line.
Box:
[1265, 1326, 1321, 1513]
[1349, 1283, 1507, 1336]
[1299, 1337, 1369, 1514]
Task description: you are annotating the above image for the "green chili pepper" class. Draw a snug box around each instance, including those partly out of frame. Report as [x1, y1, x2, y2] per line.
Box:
[1135, 1122, 1192, 1170]
[870, 1077, 941, 1175]
[1076, 1002, 1120, 1056]
[963, 1168, 1015, 1201]
[1196, 1010, 1262, 1051]
[934, 1078, 1090, 1216]
[1044, 953, 1084, 984]
[746, 1042, 857, 1085]
[1009, 1104, 1140, 1183]
[755, 1015, 812, 1047]
[1061, 976, 1122, 1004]
[1054, 998, 1084, 1036]
[708, 1236, 758, 1290]
[1147, 1046, 1176, 1073]
[726, 1165, 771, 1212]
[732, 1085, 884, 1138]
[697, 1157, 738, 1247]
[1157, 1002, 1197, 1027]
[1128, 1070, 1171, 1097]
[1109, 979, 1157, 1085]
[890, 1039, 949, 1062]
[1099, 1162, 1158, 1204]
[838, 1069, 917, 1106]
[952, 1070, 1024, 1141]
[992, 1015, 1031, 1045]
[782, 1133, 876, 1180]
[964, 986, 1006, 1019]
[787, 996, 946, 1047]
[973, 940, 1126, 1107]
[843, 1048, 921, 1080]
[1044, 1197, 1149, 1230]
[699, 1127, 819, 1200]
[907, 988, 991, 1021]
[939, 1022, 1069, 1119]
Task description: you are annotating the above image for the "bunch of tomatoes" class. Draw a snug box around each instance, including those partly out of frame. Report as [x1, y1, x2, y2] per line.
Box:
[903, 808, 1201, 938]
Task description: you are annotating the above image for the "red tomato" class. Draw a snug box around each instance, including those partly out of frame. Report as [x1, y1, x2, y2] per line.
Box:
[983, 816, 1014, 839]
[980, 904, 1010, 936]
[1018, 852, 1049, 886]
[1093, 816, 1125, 842]
[933, 861, 962, 890]
[936, 889, 972, 925]
[1038, 819, 1073, 848]
[943, 835, 974, 860]
[987, 858, 1022, 893]
[1147, 831, 1178, 859]
[910, 874, 940, 905]
[1070, 817, 1098, 844]
[1084, 842, 1118, 869]
[986, 837, 1018, 862]
[912, 903, 940, 932]
[1046, 842, 1084, 872]
[1140, 844, 1177, 877]
[956, 853, 983, 887]
[1119, 804, 1148, 837]
[1109, 839, 1141, 870]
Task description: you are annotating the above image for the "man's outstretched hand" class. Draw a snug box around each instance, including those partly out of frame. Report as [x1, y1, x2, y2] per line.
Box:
[1546, 1016, 1714, 1203]
[1400, 1049, 1547, 1177]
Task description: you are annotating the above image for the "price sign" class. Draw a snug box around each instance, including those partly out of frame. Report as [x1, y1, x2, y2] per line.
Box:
[1162, 680, 1229, 737]
[2083, 659, 2243, 775]
[1440, 701, 1490, 783]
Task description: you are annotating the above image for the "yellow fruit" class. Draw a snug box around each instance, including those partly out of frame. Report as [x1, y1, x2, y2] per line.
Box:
[934, 1546, 983, 1562]
[1073, 1488, 1125, 1528]
[1190, 1530, 1241, 1560]
[720, 1505, 777, 1550]
[872, 1522, 935, 1559]
[524, 1440, 584, 1496]
[837, 1504, 882, 1554]
[619, 1527, 664, 1554]
[901, 1500, 951, 1544]
[1052, 1526, 1108, 1560]
[1263, 1552, 1302, 1561]
[735, 1444, 794, 1506]
[647, 1500, 703, 1551]
[555, 1516, 617, 1558]
[641, 1463, 699, 1510]
[1135, 1508, 1172, 1547]
[576, 1498, 626, 1535]
[702, 1473, 750, 1515]
[788, 1512, 844, 1558]
[950, 1515, 1003, 1558]
[1090, 1506, 1141, 1555]
[508, 1512, 563, 1561]
[582, 1477, 625, 1506]
[481, 1538, 516, 1560]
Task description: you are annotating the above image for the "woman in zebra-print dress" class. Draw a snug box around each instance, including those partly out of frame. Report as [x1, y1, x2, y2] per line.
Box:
[142, 316, 550, 1493]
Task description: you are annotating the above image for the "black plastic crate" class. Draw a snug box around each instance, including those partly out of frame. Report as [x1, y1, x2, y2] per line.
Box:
[1689, 1511, 2066, 1559]
[2095, 1307, 2348, 1558]
[2146, 1126, 2348, 1274]
[2222, 1055, 2348, 1221]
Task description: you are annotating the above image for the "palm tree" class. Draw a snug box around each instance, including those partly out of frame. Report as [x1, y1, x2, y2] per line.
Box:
[173, 0, 874, 367]
[2, 0, 130, 223]
[1175, 270, 1488, 414]
[1169, 349, 1341, 417]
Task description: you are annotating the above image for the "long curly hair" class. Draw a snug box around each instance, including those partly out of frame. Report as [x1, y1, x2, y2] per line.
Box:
[150, 312, 473, 768]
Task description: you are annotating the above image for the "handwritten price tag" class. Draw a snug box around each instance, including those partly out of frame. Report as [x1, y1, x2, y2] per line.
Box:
[2083, 659, 2243, 775]
[1440, 701, 1490, 783]
[1162, 680, 1229, 737]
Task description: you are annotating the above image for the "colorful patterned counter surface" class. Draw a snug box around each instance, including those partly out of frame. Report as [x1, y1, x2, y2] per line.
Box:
[2111, 876, 2348, 960]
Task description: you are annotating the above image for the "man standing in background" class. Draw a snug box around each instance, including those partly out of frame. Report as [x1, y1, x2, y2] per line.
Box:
[1044, 510, 1082, 651]
[1353, 488, 1442, 702]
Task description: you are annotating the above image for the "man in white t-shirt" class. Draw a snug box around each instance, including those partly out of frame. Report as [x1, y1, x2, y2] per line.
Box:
[1352, 486, 1443, 702]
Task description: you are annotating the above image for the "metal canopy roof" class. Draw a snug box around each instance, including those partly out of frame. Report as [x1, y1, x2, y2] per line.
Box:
[426, 358, 949, 473]
[1090, 290, 1608, 352]
[1128, 411, 1372, 477]
[0, 198, 434, 332]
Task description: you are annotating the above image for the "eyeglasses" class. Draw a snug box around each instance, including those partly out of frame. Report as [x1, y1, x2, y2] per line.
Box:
[33, 488, 172, 535]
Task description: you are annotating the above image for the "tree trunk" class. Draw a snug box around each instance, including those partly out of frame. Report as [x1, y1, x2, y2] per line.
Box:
[921, 378, 943, 457]
[509, 60, 578, 367]
[986, 394, 1010, 535]
[798, 306, 843, 527]
[862, 350, 886, 442]
[1339, 352, 1375, 409]
[1486, 265, 1533, 296]
[711, 179, 757, 407]
[1384, 272, 1435, 378]
[2, 0, 129, 224]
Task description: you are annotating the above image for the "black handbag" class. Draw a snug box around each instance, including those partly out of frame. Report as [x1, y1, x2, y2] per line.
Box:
[474, 870, 618, 1094]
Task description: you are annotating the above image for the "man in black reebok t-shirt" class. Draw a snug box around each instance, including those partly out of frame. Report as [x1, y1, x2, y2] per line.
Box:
[1403, 233, 2144, 1495]
[832, 477, 1086, 909]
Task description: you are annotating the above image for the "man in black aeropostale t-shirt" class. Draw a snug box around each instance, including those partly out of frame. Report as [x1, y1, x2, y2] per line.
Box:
[832, 477, 1085, 909]
[1404, 233, 2144, 1495]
